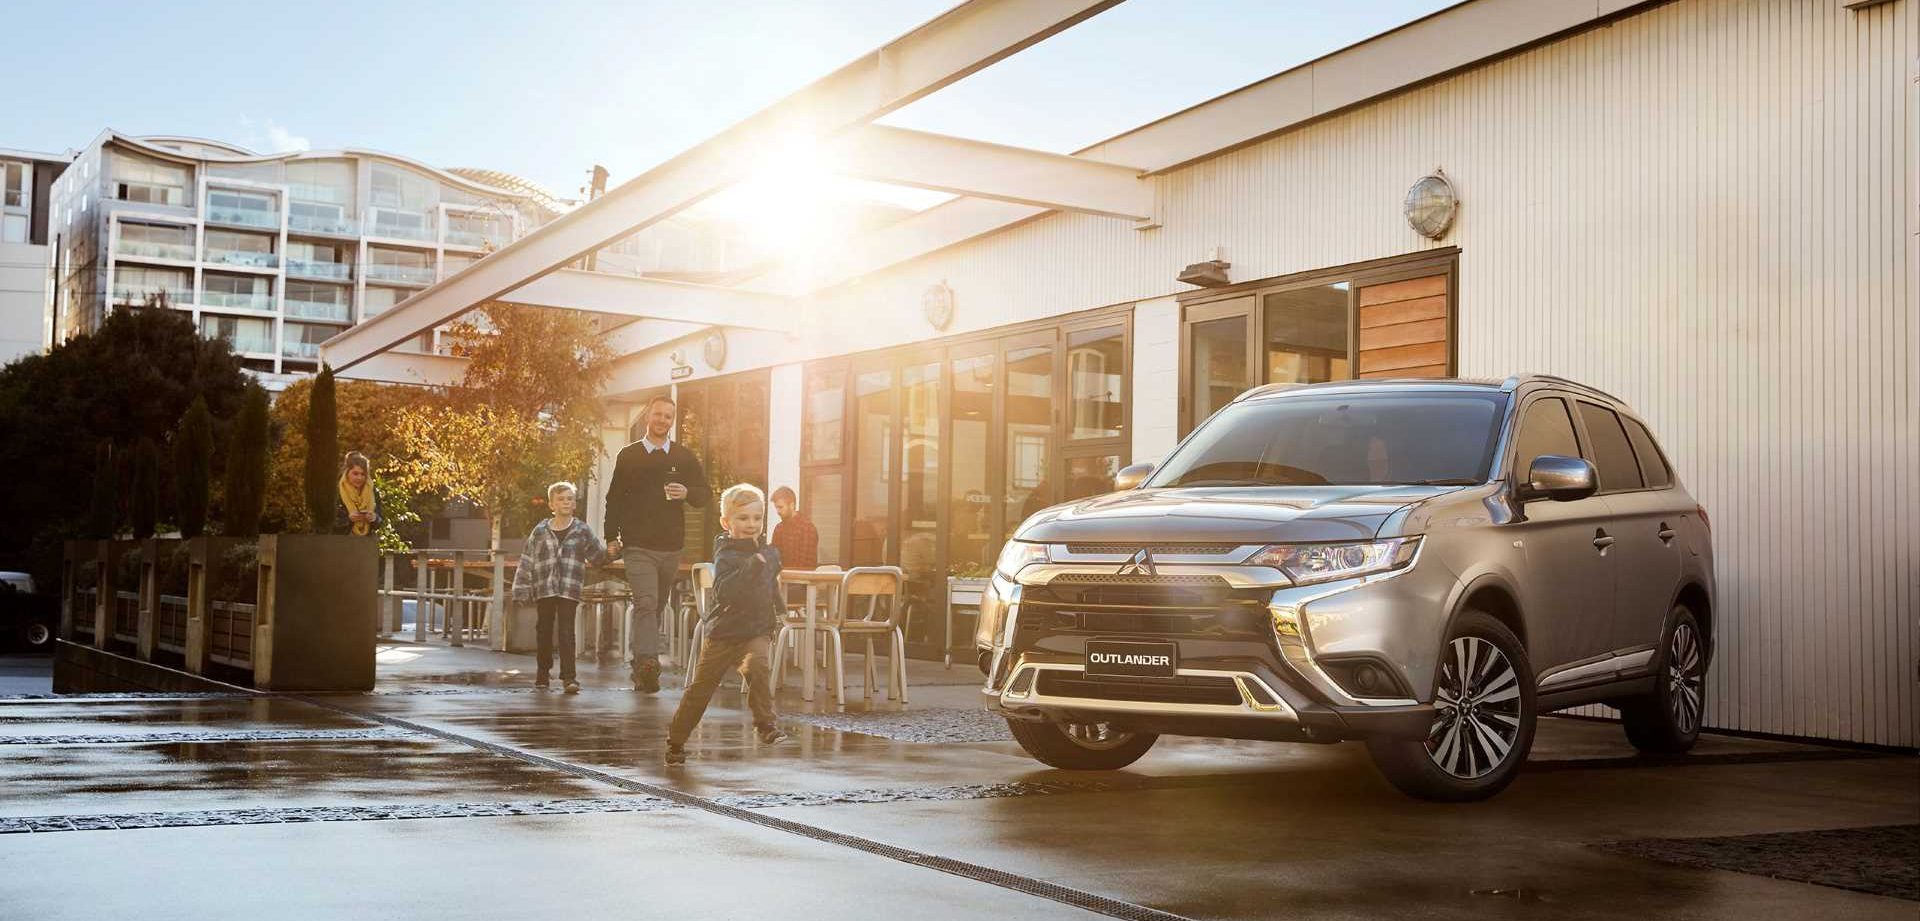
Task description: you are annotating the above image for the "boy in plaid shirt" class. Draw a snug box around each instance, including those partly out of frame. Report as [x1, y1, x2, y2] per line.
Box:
[511, 481, 620, 694]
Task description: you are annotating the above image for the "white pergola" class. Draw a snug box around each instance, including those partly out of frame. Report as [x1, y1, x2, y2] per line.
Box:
[324, 0, 1643, 381]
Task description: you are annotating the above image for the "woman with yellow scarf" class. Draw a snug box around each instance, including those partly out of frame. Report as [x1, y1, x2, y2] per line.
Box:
[334, 452, 384, 536]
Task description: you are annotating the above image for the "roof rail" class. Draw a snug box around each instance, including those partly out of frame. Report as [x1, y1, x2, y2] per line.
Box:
[1517, 373, 1627, 405]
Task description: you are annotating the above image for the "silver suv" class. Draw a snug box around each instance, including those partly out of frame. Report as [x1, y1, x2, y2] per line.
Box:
[977, 375, 1714, 801]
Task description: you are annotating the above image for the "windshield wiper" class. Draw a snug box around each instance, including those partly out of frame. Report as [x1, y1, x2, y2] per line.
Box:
[1405, 478, 1482, 486]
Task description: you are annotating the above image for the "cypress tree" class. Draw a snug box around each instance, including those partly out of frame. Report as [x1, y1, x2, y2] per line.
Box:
[304, 364, 339, 533]
[174, 397, 213, 538]
[87, 441, 118, 539]
[130, 437, 160, 539]
[223, 385, 270, 538]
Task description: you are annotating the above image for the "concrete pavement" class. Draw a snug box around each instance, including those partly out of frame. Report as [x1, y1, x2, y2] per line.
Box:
[0, 643, 1913, 920]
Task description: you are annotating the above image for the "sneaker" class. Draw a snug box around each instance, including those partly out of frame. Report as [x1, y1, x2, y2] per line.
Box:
[534, 675, 550, 689]
[632, 658, 662, 694]
[756, 725, 789, 745]
[563, 680, 581, 695]
[664, 744, 687, 765]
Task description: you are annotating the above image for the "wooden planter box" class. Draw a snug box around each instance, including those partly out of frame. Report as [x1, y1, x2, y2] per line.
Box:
[185, 537, 250, 676]
[252, 533, 377, 692]
[61, 540, 104, 645]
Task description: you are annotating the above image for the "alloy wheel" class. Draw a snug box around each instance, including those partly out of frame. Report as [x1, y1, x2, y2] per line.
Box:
[1425, 636, 1523, 779]
[1668, 622, 1704, 735]
[1065, 721, 1135, 750]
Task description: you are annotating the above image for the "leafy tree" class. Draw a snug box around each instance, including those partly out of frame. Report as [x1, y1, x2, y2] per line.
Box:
[87, 441, 118, 540]
[174, 397, 214, 538]
[303, 364, 339, 533]
[223, 385, 270, 538]
[0, 300, 248, 581]
[396, 303, 613, 550]
[130, 437, 161, 539]
[264, 375, 437, 537]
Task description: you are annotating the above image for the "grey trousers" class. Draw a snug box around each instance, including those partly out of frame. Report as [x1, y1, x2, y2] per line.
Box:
[623, 546, 678, 661]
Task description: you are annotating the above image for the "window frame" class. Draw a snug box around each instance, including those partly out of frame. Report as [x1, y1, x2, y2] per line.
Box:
[1570, 399, 1647, 495]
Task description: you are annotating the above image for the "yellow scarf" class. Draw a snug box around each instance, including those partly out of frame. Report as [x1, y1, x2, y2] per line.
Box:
[338, 474, 376, 536]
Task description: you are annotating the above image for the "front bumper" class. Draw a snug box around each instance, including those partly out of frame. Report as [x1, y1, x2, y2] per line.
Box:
[977, 557, 1455, 743]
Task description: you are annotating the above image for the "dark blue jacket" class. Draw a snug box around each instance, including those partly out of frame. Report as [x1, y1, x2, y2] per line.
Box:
[707, 535, 783, 641]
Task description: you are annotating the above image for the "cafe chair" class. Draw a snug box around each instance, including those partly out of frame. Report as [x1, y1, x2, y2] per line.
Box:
[818, 566, 908, 704]
[772, 565, 844, 692]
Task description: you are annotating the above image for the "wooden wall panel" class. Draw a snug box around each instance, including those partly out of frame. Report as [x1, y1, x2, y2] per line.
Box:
[1358, 273, 1450, 378]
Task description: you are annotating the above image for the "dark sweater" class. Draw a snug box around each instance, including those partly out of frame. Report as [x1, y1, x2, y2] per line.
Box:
[707, 536, 783, 642]
[602, 438, 711, 552]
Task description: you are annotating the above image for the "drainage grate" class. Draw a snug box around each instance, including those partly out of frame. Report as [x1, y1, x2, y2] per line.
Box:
[0, 728, 421, 745]
[0, 798, 678, 834]
[300, 696, 1196, 921]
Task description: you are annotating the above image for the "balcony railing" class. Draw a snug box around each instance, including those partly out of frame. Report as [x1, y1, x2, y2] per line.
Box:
[113, 286, 193, 307]
[286, 258, 353, 281]
[288, 212, 359, 236]
[207, 249, 280, 269]
[369, 212, 433, 242]
[199, 290, 275, 312]
[364, 263, 435, 285]
[206, 206, 280, 230]
[445, 229, 507, 248]
[117, 241, 195, 262]
[282, 341, 324, 360]
[210, 331, 275, 355]
[285, 298, 351, 323]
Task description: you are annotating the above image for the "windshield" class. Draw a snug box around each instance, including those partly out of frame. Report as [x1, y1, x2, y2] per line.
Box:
[1147, 392, 1508, 488]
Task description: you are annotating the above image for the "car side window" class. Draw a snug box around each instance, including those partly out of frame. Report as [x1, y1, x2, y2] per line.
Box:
[1576, 401, 1645, 492]
[1512, 397, 1580, 484]
[1621, 417, 1673, 488]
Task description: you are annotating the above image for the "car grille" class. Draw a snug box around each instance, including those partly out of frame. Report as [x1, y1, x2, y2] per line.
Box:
[1063, 543, 1242, 556]
[1020, 581, 1272, 638]
[1036, 671, 1243, 706]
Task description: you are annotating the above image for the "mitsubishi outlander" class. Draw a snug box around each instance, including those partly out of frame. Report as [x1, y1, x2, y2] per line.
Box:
[977, 375, 1714, 801]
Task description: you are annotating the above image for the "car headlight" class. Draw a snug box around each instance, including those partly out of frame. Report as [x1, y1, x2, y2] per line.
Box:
[974, 572, 1018, 649]
[994, 540, 1049, 580]
[1245, 537, 1421, 586]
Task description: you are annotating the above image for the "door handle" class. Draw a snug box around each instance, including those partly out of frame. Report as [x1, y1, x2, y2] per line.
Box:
[1592, 529, 1615, 551]
[1657, 522, 1676, 544]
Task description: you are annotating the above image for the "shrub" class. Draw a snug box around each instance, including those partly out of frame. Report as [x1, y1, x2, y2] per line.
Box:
[223, 386, 270, 538]
[130, 437, 160, 539]
[304, 364, 339, 533]
[174, 397, 213, 538]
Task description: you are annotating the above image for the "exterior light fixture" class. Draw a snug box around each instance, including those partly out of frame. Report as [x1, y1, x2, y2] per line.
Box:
[1404, 171, 1458, 240]
[702, 330, 728, 370]
[923, 281, 955, 330]
[1178, 247, 1233, 287]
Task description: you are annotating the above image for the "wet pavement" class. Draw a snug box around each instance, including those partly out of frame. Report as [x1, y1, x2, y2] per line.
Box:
[0, 642, 1913, 920]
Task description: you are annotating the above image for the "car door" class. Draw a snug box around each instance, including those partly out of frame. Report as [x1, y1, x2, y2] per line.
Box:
[1506, 394, 1617, 677]
[1578, 403, 1686, 655]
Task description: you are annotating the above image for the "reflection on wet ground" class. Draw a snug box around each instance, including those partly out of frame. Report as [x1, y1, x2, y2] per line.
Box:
[0, 642, 1912, 921]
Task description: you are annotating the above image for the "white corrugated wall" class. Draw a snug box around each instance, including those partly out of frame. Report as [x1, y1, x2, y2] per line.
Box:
[796, 0, 1915, 745]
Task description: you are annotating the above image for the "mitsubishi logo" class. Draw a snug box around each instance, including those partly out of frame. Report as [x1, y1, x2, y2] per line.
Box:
[1117, 548, 1156, 576]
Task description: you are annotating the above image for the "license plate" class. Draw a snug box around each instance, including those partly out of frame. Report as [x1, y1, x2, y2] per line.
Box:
[1084, 640, 1178, 679]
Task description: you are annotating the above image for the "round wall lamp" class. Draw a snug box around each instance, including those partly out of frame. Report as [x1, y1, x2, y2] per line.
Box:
[1404, 171, 1458, 240]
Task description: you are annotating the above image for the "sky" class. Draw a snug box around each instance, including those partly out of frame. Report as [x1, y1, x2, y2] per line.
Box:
[9, 1, 1458, 200]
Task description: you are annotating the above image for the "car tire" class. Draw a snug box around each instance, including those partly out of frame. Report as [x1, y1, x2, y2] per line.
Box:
[1620, 605, 1705, 754]
[1006, 718, 1158, 770]
[21, 621, 52, 649]
[1366, 609, 1537, 802]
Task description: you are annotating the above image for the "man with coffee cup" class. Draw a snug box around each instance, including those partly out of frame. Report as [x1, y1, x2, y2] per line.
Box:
[603, 394, 711, 692]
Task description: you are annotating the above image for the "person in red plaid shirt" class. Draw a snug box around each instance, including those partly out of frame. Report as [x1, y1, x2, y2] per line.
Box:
[769, 487, 818, 570]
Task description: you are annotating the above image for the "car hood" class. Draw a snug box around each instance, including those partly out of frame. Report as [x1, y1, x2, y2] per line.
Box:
[1015, 485, 1462, 545]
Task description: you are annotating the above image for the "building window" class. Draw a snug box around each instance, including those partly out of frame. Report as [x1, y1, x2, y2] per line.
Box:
[112, 265, 190, 306]
[202, 273, 273, 312]
[285, 281, 351, 323]
[1, 214, 24, 244]
[111, 150, 190, 207]
[362, 285, 407, 318]
[1179, 250, 1455, 435]
[1067, 324, 1125, 440]
[201, 315, 274, 355]
[205, 229, 277, 268]
[2, 161, 24, 208]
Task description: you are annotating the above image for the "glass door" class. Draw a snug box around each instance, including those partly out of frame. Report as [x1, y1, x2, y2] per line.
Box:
[947, 343, 997, 576]
[849, 357, 894, 567]
[1000, 332, 1058, 542]
[1182, 296, 1256, 435]
[898, 352, 943, 653]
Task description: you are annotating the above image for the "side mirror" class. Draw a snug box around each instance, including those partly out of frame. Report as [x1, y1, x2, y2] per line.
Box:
[1113, 462, 1156, 491]
[1521, 455, 1597, 502]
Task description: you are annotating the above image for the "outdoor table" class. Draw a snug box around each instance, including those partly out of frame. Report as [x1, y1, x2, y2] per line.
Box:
[778, 569, 845, 702]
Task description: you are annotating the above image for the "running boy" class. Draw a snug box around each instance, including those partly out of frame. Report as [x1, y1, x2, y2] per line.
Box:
[665, 483, 787, 764]
[511, 481, 620, 694]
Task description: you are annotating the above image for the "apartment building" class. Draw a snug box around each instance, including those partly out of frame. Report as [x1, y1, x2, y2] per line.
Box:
[0, 148, 71, 363]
